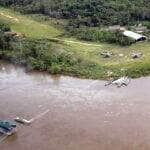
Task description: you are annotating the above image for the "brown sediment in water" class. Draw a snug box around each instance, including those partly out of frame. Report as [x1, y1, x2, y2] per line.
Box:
[0, 60, 150, 150]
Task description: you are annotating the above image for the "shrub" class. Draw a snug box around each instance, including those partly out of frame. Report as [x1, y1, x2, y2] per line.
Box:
[70, 28, 134, 46]
[143, 22, 150, 30]
[0, 20, 11, 32]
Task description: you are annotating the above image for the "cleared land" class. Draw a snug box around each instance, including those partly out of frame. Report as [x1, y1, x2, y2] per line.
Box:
[0, 7, 62, 38]
[0, 7, 150, 79]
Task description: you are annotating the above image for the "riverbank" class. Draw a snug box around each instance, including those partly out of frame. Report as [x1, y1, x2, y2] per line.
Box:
[0, 7, 150, 79]
[0, 35, 150, 80]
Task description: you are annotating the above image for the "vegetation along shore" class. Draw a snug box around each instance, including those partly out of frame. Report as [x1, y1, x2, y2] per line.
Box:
[0, 0, 150, 79]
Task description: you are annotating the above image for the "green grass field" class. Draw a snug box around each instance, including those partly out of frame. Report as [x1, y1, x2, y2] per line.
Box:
[0, 6, 150, 79]
[0, 7, 62, 38]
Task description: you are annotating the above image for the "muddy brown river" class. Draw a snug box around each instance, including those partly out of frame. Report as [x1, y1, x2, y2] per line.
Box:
[0, 60, 150, 150]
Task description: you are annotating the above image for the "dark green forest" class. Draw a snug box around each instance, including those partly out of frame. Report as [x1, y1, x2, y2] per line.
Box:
[0, 0, 150, 26]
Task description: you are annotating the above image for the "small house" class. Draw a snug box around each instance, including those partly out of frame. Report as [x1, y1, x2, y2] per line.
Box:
[123, 30, 147, 41]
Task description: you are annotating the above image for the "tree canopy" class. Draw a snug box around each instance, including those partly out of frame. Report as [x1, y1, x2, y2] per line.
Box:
[0, 0, 150, 26]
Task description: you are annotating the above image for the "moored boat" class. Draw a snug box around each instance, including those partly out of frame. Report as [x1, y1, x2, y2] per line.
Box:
[0, 120, 17, 135]
[105, 76, 131, 87]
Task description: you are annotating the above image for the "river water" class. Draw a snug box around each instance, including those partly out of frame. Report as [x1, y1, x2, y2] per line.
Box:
[0, 60, 150, 150]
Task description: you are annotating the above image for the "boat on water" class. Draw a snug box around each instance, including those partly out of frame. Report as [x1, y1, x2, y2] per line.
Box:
[14, 117, 31, 125]
[0, 120, 17, 135]
[105, 76, 131, 87]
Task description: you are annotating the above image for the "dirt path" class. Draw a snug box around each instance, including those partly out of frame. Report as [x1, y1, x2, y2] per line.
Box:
[0, 12, 19, 22]
[0, 12, 101, 47]
[63, 39, 102, 47]
[52, 38, 102, 47]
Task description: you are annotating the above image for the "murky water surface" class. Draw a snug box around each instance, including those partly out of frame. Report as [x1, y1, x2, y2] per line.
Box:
[0, 60, 150, 150]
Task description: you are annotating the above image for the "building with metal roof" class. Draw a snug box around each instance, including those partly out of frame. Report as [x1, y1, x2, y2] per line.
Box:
[123, 30, 147, 41]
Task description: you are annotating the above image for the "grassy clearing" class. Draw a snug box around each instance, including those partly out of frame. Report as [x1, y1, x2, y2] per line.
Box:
[66, 40, 150, 66]
[63, 40, 150, 78]
[0, 6, 150, 79]
[0, 7, 62, 39]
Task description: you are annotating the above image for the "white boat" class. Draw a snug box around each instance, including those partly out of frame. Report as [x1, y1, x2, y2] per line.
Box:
[14, 117, 31, 125]
[105, 76, 131, 87]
